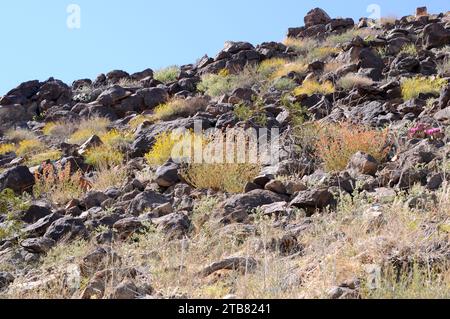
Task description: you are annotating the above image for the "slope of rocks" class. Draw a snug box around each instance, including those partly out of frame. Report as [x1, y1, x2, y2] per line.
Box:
[1, 7, 450, 299]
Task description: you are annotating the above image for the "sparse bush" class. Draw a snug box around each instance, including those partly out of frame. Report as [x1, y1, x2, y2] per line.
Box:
[198, 73, 235, 97]
[315, 122, 390, 172]
[305, 47, 340, 63]
[91, 165, 128, 191]
[117, 78, 143, 88]
[293, 79, 335, 96]
[33, 162, 87, 205]
[437, 57, 450, 76]
[233, 103, 254, 122]
[154, 97, 209, 121]
[69, 116, 111, 144]
[0, 144, 16, 155]
[0, 189, 30, 240]
[323, 28, 382, 47]
[337, 74, 374, 90]
[401, 77, 447, 100]
[272, 78, 297, 91]
[154, 65, 180, 84]
[324, 61, 346, 73]
[128, 115, 154, 130]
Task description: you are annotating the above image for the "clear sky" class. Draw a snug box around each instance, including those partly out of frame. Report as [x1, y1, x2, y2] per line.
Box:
[0, 0, 448, 95]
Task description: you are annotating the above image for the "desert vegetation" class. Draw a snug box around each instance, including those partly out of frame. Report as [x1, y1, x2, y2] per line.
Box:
[1, 6, 450, 300]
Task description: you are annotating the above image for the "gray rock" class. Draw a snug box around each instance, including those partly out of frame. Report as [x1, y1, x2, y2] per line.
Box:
[20, 237, 56, 254]
[128, 190, 170, 216]
[304, 8, 331, 28]
[0, 166, 35, 194]
[155, 161, 180, 187]
[347, 152, 379, 176]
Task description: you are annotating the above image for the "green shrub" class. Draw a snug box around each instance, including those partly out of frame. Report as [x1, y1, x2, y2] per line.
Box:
[154, 66, 180, 84]
[401, 77, 447, 100]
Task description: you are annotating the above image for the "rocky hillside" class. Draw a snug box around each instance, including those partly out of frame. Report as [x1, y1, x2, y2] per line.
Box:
[1, 7, 450, 299]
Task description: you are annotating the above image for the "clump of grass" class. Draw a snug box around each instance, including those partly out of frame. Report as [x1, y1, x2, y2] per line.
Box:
[258, 58, 287, 78]
[99, 129, 133, 148]
[323, 28, 382, 47]
[283, 37, 318, 54]
[154, 97, 209, 121]
[337, 74, 374, 90]
[305, 47, 340, 63]
[16, 139, 46, 157]
[68, 117, 111, 145]
[315, 122, 390, 172]
[42, 121, 77, 142]
[33, 162, 87, 205]
[5, 128, 36, 143]
[84, 145, 124, 168]
[294, 79, 335, 96]
[182, 163, 260, 193]
[401, 77, 447, 100]
[91, 165, 128, 191]
[154, 65, 180, 84]
[0, 144, 16, 155]
[117, 78, 143, 88]
[271, 61, 307, 79]
[198, 65, 264, 97]
[128, 115, 154, 130]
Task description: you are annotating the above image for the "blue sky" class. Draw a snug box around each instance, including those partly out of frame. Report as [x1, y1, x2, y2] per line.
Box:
[0, 0, 448, 95]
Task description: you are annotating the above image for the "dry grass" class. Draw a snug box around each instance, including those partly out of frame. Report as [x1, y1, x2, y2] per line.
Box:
[33, 162, 87, 206]
[182, 163, 260, 193]
[91, 165, 128, 191]
[5, 128, 36, 143]
[283, 37, 318, 54]
[324, 61, 346, 73]
[315, 122, 390, 172]
[84, 145, 124, 168]
[337, 74, 374, 90]
[154, 97, 209, 121]
[42, 121, 77, 142]
[4, 182, 450, 299]
[69, 117, 111, 145]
